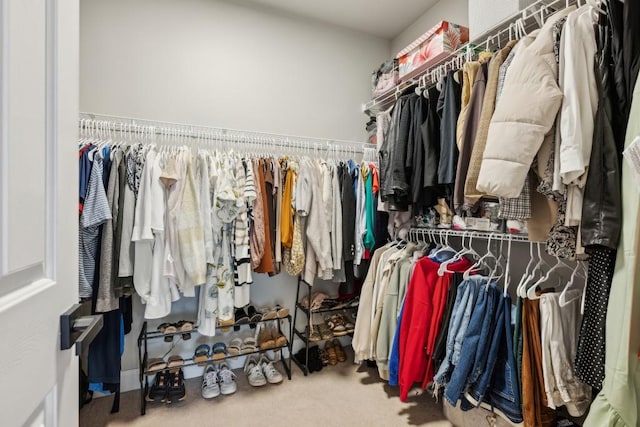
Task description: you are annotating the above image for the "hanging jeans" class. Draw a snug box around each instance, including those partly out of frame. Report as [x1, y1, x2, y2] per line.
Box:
[466, 293, 523, 424]
[433, 275, 485, 389]
[444, 283, 499, 406]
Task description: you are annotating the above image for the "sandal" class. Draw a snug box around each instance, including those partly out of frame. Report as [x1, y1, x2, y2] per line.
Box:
[324, 340, 337, 366]
[167, 355, 184, 368]
[146, 357, 167, 374]
[340, 314, 355, 334]
[242, 336, 257, 354]
[258, 325, 276, 350]
[146, 371, 169, 402]
[166, 369, 186, 403]
[234, 308, 250, 331]
[260, 307, 278, 321]
[247, 305, 262, 325]
[175, 320, 194, 340]
[319, 349, 329, 366]
[218, 317, 235, 332]
[193, 344, 211, 365]
[326, 315, 348, 337]
[274, 304, 289, 318]
[332, 338, 347, 362]
[157, 323, 177, 342]
[305, 325, 321, 342]
[228, 337, 243, 356]
[211, 342, 228, 361]
[270, 327, 287, 347]
[317, 322, 333, 340]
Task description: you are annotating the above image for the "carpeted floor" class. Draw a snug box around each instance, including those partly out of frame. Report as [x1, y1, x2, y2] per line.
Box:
[80, 357, 452, 427]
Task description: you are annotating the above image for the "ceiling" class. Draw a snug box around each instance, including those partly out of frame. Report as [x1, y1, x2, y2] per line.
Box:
[238, 0, 441, 39]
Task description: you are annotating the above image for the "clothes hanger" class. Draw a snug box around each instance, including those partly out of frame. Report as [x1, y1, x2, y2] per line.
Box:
[462, 233, 496, 280]
[438, 232, 479, 276]
[558, 261, 587, 306]
[502, 237, 513, 296]
[519, 242, 551, 298]
[586, 0, 606, 15]
[487, 238, 505, 288]
[516, 241, 536, 298]
[526, 255, 574, 300]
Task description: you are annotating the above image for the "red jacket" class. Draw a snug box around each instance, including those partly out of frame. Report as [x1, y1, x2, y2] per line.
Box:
[398, 256, 471, 401]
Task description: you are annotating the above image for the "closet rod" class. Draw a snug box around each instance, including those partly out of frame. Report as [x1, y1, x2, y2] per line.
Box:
[363, 0, 578, 115]
[409, 228, 532, 243]
[79, 112, 368, 154]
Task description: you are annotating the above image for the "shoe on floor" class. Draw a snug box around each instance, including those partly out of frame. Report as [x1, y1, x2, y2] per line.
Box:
[259, 355, 283, 384]
[218, 364, 237, 395]
[201, 365, 220, 399]
[244, 355, 267, 387]
[166, 369, 186, 403]
[146, 371, 169, 402]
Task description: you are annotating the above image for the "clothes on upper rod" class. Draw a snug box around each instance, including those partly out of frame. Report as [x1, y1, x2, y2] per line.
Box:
[78, 140, 388, 330]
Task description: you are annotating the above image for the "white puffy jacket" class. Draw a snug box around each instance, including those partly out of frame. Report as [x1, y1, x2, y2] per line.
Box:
[476, 6, 575, 198]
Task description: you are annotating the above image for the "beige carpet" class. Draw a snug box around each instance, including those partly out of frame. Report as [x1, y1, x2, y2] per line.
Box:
[80, 357, 453, 427]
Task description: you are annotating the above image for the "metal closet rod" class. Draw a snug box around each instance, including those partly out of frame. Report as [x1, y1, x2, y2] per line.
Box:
[363, 0, 578, 114]
[79, 112, 368, 154]
[409, 228, 533, 243]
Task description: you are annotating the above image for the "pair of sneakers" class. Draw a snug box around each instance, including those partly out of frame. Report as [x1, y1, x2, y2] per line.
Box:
[244, 355, 283, 387]
[201, 364, 237, 399]
[147, 368, 186, 403]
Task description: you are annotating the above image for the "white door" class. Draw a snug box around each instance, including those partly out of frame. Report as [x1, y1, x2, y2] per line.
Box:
[0, 0, 79, 426]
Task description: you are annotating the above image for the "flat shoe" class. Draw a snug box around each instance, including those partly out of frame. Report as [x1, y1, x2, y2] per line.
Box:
[146, 357, 167, 374]
[167, 355, 184, 368]
[211, 342, 228, 361]
[193, 344, 211, 365]
[332, 338, 347, 363]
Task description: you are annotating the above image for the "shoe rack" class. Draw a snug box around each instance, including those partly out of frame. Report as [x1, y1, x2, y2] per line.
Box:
[137, 316, 293, 415]
[291, 277, 358, 376]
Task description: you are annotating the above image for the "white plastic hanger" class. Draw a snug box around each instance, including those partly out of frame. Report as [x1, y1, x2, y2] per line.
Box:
[487, 238, 505, 288]
[519, 242, 552, 298]
[438, 232, 480, 276]
[559, 261, 587, 306]
[503, 237, 513, 296]
[462, 233, 496, 280]
[526, 256, 573, 300]
[516, 241, 535, 298]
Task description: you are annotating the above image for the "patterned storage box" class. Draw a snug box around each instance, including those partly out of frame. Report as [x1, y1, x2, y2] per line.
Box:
[396, 21, 469, 82]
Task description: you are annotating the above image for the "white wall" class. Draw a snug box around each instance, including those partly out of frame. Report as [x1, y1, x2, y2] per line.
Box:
[390, 0, 469, 57]
[80, 0, 389, 388]
[468, 0, 537, 39]
[80, 0, 389, 142]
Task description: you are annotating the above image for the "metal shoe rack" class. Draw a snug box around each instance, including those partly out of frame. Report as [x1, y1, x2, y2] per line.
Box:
[291, 277, 359, 376]
[137, 316, 293, 415]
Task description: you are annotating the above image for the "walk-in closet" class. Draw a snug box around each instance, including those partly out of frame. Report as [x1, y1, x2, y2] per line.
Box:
[1, 0, 639, 426]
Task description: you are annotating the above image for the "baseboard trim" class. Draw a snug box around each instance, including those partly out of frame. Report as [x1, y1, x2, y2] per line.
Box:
[121, 369, 141, 393]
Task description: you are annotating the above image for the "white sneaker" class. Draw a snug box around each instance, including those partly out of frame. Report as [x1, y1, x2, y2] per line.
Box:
[259, 356, 283, 384]
[244, 356, 267, 387]
[201, 365, 220, 399]
[218, 364, 237, 395]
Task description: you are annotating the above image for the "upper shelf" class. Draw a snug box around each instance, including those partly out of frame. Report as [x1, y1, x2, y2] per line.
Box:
[362, 0, 575, 116]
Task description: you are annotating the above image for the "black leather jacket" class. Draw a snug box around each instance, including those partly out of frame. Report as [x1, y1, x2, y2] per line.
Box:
[582, 2, 640, 249]
[581, 15, 620, 249]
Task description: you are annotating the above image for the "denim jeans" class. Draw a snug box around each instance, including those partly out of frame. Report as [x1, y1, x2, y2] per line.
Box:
[444, 282, 496, 405]
[466, 288, 505, 403]
[484, 293, 523, 424]
[513, 297, 523, 399]
[466, 283, 500, 388]
[461, 293, 523, 424]
[433, 275, 485, 388]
